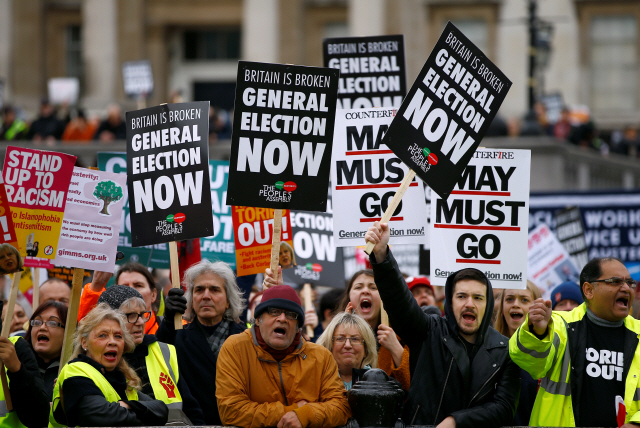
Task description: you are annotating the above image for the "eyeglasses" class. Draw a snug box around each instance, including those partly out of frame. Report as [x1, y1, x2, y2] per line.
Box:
[30, 320, 65, 329]
[266, 307, 299, 320]
[590, 277, 638, 288]
[332, 336, 364, 345]
[124, 311, 151, 324]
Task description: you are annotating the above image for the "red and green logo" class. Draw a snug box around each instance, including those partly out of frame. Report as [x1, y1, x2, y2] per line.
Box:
[305, 263, 323, 272]
[422, 147, 438, 165]
[275, 181, 284, 190]
[283, 181, 297, 192]
[166, 213, 186, 223]
[166, 214, 174, 223]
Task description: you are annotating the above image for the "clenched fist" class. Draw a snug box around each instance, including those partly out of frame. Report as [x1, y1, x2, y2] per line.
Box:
[528, 298, 552, 336]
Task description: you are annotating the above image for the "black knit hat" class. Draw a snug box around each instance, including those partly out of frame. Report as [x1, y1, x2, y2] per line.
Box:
[97, 285, 143, 310]
[254, 285, 305, 327]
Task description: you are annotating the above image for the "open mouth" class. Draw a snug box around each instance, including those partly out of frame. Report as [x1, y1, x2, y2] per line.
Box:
[462, 313, 476, 324]
[103, 351, 118, 362]
[510, 312, 524, 322]
[616, 296, 629, 309]
[274, 327, 287, 337]
[359, 299, 372, 313]
[37, 334, 49, 343]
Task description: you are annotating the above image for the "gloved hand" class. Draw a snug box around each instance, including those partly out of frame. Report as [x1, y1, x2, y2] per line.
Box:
[164, 288, 187, 319]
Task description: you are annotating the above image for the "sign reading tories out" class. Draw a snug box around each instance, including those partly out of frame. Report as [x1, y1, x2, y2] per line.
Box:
[382, 22, 511, 199]
[53, 167, 126, 271]
[226, 61, 339, 212]
[126, 101, 213, 247]
[324, 35, 406, 109]
[331, 108, 429, 247]
[430, 148, 530, 289]
[3, 147, 77, 259]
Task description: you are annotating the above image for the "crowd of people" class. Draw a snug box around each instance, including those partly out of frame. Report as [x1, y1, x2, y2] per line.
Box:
[0, 221, 636, 427]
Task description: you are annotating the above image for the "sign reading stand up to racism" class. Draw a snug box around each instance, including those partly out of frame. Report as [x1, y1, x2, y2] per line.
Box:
[126, 101, 213, 247]
[324, 35, 406, 109]
[226, 61, 339, 212]
[382, 22, 511, 199]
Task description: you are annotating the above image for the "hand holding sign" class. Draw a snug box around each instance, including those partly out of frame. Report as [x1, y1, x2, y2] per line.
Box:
[364, 221, 390, 263]
[263, 266, 283, 289]
[528, 298, 552, 336]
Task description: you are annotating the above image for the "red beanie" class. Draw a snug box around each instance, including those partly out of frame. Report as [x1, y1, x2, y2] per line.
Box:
[254, 285, 305, 327]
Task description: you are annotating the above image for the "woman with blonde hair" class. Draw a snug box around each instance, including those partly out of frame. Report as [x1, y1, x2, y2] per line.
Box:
[49, 303, 168, 427]
[316, 312, 378, 390]
[493, 280, 542, 425]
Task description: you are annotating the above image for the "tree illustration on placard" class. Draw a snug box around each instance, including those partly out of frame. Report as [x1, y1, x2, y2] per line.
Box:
[93, 180, 123, 215]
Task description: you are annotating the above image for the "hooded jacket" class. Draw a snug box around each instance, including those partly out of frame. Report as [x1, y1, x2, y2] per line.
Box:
[370, 249, 520, 427]
[215, 327, 351, 428]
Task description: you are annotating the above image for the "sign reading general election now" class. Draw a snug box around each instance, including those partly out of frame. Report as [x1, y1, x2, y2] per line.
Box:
[382, 22, 511, 199]
[126, 101, 213, 247]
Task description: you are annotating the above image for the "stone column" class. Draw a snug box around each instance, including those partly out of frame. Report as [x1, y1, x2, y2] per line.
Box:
[242, 0, 279, 62]
[82, 0, 118, 110]
[349, 0, 385, 37]
[0, 0, 11, 104]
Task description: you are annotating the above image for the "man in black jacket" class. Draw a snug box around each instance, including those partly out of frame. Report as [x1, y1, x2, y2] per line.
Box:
[157, 260, 246, 425]
[365, 222, 520, 428]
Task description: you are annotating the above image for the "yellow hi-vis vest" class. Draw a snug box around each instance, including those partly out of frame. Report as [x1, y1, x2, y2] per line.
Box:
[145, 341, 182, 409]
[510, 303, 640, 426]
[49, 361, 138, 427]
[0, 336, 26, 428]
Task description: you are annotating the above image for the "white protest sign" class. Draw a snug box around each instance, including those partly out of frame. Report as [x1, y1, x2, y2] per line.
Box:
[527, 223, 581, 298]
[430, 148, 530, 288]
[48, 78, 80, 105]
[122, 61, 154, 97]
[54, 167, 126, 271]
[332, 108, 429, 247]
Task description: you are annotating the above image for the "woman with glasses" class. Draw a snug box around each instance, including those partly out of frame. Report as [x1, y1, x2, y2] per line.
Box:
[316, 312, 377, 390]
[97, 285, 204, 425]
[26, 301, 68, 399]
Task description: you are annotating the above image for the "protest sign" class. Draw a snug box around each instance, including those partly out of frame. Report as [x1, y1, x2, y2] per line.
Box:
[527, 223, 580, 298]
[282, 195, 345, 287]
[48, 78, 80, 105]
[122, 60, 154, 98]
[226, 61, 339, 211]
[381, 22, 511, 199]
[430, 148, 530, 289]
[555, 206, 589, 270]
[126, 101, 213, 247]
[0, 177, 18, 248]
[331, 108, 429, 247]
[201, 160, 236, 269]
[98, 152, 170, 268]
[324, 35, 406, 109]
[529, 190, 640, 278]
[53, 167, 126, 271]
[3, 147, 76, 260]
[232, 206, 293, 276]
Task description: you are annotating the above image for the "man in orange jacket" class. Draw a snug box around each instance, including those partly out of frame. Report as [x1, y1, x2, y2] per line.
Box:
[78, 262, 161, 334]
[216, 285, 351, 428]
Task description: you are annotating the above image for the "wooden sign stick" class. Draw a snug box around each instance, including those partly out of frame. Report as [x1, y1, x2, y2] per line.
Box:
[268, 209, 284, 286]
[59, 268, 84, 374]
[32, 267, 40, 311]
[0, 271, 22, 411]
[364, 169, 416, 255]
[303, 283, 314, 338]
[169, 241, 183, 330]
[380, 301, 389, 326]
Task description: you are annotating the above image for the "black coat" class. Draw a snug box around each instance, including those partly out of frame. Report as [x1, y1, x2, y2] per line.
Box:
[9, 337, 49, 427]
[123, 334, 205, 425]
[156, 317, 245, 425]
[371, 249, 520, 428]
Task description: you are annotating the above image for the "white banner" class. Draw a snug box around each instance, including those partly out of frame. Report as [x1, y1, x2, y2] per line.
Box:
[331, 108, 429, 247]
[527, 223, 580, 298]
[430, 148, 530, 288]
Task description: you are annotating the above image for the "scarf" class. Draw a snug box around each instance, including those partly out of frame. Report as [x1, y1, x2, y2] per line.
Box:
[255, 326, 301, 362]
[198, 318, 232, 357]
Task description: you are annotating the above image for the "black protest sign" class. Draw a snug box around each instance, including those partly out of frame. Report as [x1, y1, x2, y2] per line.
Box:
[226, 61, 339, 211]
[555, 206, 589, 270]
[382, 22, 511, 199]
[324, 35, 406, 109]
[282, 196, 345, 287]
[126, 101, 213, 247]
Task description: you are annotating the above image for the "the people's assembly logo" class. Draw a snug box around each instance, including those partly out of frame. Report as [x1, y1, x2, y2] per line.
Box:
[408, 144, 438, 173]
[259, 181, 297, 203]
[156, 213, 185, 236]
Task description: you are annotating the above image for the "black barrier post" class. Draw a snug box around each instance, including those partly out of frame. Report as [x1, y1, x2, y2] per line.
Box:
[347, 369, 405, 428]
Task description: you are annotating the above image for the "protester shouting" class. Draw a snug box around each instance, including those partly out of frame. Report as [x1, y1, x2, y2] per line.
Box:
[97, 285, 204, 425]
[157, 260, 246, 425]
[493, 281, 542, 425]
[26, 300, 67, 399]
[316, 311, 378, 390]
[365, 221, 520, 427]
[50, 304, 168, 427]
[216, 284, 351, 428]
[79, 263, 161, 334]
[510, 257, 640, 427]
